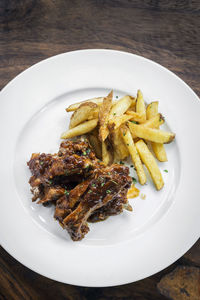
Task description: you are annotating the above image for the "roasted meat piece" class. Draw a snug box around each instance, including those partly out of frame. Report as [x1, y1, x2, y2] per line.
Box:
[62, 165, 131, 240]
[27, 139, 132, 241]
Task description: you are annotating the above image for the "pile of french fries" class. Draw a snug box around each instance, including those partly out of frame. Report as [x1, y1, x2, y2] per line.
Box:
[61, 90, 175, 191]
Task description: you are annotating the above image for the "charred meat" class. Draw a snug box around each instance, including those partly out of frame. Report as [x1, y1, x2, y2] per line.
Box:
[27, 139, 132, 241]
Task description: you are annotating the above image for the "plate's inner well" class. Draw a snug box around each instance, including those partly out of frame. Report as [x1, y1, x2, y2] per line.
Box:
[14, 88, 180, 246]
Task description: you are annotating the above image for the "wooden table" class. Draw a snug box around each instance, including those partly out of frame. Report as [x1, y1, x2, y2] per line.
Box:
[0, 1, 199, 299]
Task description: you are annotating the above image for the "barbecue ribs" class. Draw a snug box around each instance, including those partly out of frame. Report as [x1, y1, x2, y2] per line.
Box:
[27, 139, 132, 241]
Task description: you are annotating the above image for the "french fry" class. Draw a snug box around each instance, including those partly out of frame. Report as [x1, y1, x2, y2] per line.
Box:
[102, 140, 113, 165]
[66, 97, 104, 112]
[121, 125, 146, 185]
[136, 90, 146, 123]
[87, 134, 102, 159]
[152, 142, 167, 162]
[110, 127, 129, 161]
[142, 113, 164, 128]
[109, 96, 132, 118]
[108, 114, 133, 130]
[69, 102, 98, 129]
[99, 91, 113, 141]
[126, 111, 146, 123]
[135, 140, 164, 190]
[61, 119, 98, 139]
[146, 102, 158, 120]
[127, 184, 140, 198]
[129, 114, 164, 139]
[128, 122, 175, 144]
[146, 102, 167, 162]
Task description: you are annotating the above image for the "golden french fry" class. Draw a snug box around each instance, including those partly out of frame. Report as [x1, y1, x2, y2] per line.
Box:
[128, 122, 175, 144]
[142, 113, 164, 128]
[87, 108, 99, 120]
[110, 127, 129, 161]
[121, 125, 146, 185]
[146, 101, 159, 120]
[99, 90, 113, 141]
[69, 102, 98, 129]
[136, 90, 146, 123]
[126, 111, 146, 123]
[102, 140, 113, 165]
[146, 102, 167, 161]
[135, 140, 164, 190]
[152, 142, 167, 162]
[108, 114, 133, 131]
[66, 97, 104, 112]
[127, 184, 140, 198]
[87, 134, 102, 159]
[129, 114, 164, 139]
[109, 96, 132, 118]
[61, 119, 98, 139]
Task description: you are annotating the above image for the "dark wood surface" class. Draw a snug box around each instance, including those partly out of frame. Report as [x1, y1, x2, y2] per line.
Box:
[0, 1, 199, 299]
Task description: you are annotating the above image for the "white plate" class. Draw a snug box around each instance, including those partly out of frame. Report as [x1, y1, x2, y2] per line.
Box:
[0, 50, 199, 287]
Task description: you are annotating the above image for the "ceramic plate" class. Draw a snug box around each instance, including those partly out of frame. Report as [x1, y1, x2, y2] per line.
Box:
[0, 50, 199, 287]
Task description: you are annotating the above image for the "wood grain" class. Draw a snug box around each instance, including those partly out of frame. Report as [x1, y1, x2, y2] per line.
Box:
[0, 0, 200, 299]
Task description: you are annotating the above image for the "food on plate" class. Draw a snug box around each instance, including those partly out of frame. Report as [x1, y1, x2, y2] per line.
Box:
[69, 102, 99, 129]
[146, 101, 167, 162]
[128, 122, 175, 144]
[61, 119, 98, 139]
[27, 139, 132, 241]
[98, 90, 113, 141]
[121, 125, 146, 185]
[63, 89, 175, 190]
[66, 97, 104, 112]
[135, 139, 164, 190]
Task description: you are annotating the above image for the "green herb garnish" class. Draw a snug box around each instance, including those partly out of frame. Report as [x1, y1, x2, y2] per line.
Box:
[131, 121, 137, 124]
[88, 190, 92, 194]
[82, 151, 87, 155]
[164, 169, 168, 173]
[106, 190, 111, 194]
[132, 177, 137, 183]
[91, 183, 96, 187]
[113, 113, 116, 116]
[40, 161, 44, 165]
[116, 96, 118, 99]
[101, 182, 105, 187]
[120, 161, 124, 165]
[64, 190, 69, 196]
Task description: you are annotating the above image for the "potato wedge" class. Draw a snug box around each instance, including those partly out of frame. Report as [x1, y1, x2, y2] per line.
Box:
[142, 113, 164, 128]
[61, 119, 98, 139]
[129, 114, 164, 139]
[136, 90, 146, 123]
[108, 114, 133, 131]
[146, 102, 167, 161]
[135, 140, 164, 190]
[99, 90, 113, 141]
[110, 127, 129, 161]
[109, 96, 132, 118]
[152, 142, 167, 162]
[102, 140, 113, 165]
[128, 122, 175, 144]
[69, 102, 98, 129]
[146, 101, 158, 120]
[87, 134, 102, 159]
[127, 184, 140, 198]
[121, 125, 146, 185]
[126, 111, 146, 123]
[66, 97, 104, 112]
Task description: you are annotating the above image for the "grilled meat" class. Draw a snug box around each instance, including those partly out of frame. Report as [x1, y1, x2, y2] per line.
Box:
[27, 139, 132, 241]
